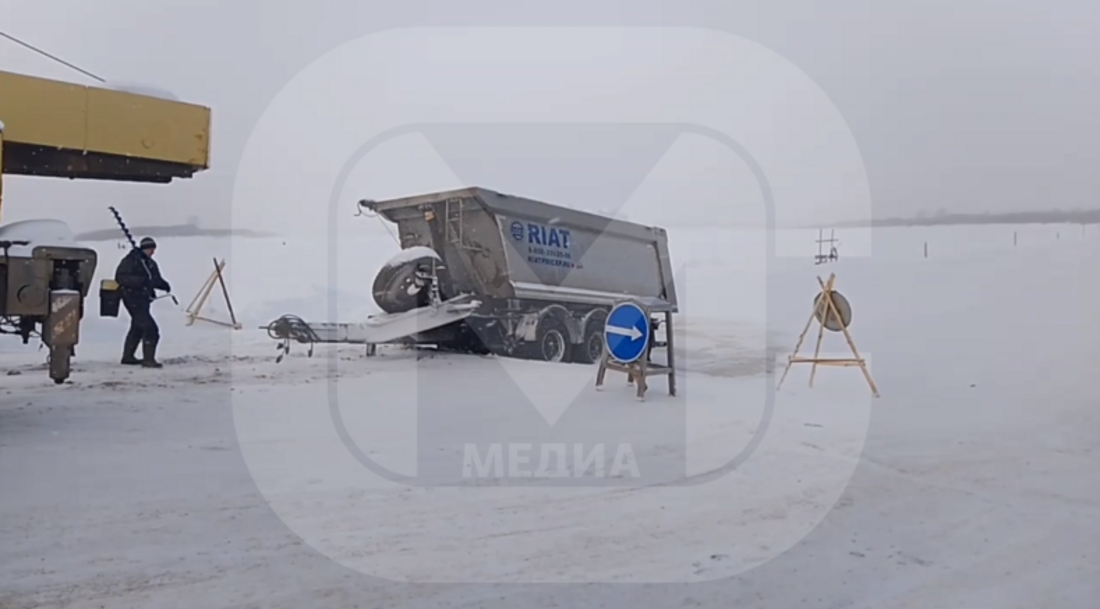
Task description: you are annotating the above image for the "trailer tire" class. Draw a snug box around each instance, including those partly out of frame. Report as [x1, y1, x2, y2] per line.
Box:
[572, 320, 606, 365]
[534, 317, 571, 364]
[372, 258, 435, 314]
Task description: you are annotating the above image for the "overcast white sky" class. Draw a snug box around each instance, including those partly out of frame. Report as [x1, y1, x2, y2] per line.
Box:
[1, 0, 1097, 234]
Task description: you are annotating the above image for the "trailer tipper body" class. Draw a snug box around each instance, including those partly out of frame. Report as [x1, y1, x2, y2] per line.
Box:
[362, 187, 678, 363]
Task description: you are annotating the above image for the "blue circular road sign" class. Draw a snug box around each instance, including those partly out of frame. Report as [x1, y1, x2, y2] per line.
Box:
[603, 302, 651, 364]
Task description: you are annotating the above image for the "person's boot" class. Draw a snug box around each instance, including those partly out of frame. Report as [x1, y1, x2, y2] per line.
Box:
[121, 335, 141, 365]
[141, 339, 163, 368]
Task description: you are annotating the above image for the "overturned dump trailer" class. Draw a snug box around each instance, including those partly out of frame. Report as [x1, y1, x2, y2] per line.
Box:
[266, 187, 678, 364]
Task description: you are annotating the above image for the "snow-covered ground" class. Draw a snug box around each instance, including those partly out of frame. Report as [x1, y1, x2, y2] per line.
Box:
[2, 223, 1099, 607]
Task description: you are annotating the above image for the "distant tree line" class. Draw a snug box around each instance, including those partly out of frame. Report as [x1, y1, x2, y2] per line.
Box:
[828, 209, 1100, 228]
[75, 224, 275, 242]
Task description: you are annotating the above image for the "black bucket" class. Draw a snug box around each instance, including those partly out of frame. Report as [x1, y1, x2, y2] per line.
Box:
[99, 280, 121, 318]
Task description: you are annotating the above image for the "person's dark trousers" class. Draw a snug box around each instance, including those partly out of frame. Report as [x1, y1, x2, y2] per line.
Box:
[121, 295, 162, 368]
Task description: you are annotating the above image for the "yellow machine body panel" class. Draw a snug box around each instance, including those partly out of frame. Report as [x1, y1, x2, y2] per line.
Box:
[0, 72, 87, 150]
[0, 69, 210, 182]
[85, 86, 210, 166]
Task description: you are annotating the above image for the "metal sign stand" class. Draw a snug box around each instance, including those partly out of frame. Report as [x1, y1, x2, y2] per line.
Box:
[595, 299, 677, 401]
[777, 273, 879, 397]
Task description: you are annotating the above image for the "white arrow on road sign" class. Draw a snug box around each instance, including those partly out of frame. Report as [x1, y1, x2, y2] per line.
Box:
[605, 324, 643, 341]
[604, 301, 651, 364]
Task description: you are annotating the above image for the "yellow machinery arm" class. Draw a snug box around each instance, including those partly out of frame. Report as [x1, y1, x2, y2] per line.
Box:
[0, 69, 211, 219]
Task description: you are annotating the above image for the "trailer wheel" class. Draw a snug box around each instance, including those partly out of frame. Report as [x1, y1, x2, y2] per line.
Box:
[372, 257, 438, 314]
[571, 311, 607, 364]
[572, 324, 605, 364]
[535, 317, 570, 363]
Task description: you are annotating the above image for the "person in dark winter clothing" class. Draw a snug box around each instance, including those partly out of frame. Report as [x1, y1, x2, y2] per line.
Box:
[114, 237, 171, 367]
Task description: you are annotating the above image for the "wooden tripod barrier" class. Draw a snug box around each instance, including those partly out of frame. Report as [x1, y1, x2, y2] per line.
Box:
[777, 273, 879, 397]
[184, 258, 243, 330]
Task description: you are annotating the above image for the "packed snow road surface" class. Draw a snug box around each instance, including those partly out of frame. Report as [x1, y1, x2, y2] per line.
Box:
[2, 225, 1099, 607]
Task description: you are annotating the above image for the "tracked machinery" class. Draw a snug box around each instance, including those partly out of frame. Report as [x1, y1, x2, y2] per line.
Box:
[0, 69, 210, 383]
